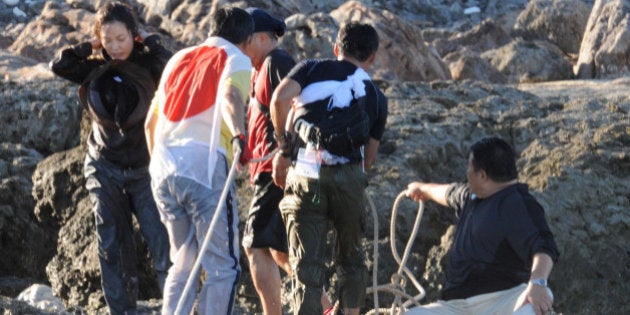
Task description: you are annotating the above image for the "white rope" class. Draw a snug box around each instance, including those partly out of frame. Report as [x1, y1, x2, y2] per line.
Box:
[365, 190, 426, 315]
[366, 191, 380, 313]
[248, 147, 279, 164]
[174, 151, 241, 315]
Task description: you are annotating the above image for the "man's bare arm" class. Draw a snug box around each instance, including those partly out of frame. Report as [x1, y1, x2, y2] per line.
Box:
[270, 78, 300, 136]
[363, 138, 380, 171]
[222, 84, 247, 137]
[405, 182, 450, 207]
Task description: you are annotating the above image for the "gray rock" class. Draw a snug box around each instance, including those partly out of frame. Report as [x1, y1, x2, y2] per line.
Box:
[513, 0, 591, 55]
[1, 0, 629, 314]
[482, 38, 574, 83]
[0, 9, 14, 23]
[433, 19, 513, 57]
[15, 284, 66, 313]
[0, 79, 81, 154]
[0, 143, 52, 281]
[331, 1, 451, 81]
[444, 48, 508, 83]
[576, 0, 630, 79]
[368, 79, 629, 314]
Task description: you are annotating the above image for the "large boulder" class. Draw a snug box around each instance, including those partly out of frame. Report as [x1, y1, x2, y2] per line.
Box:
[443, 48, 508, 83]
[481, 38, 574, 83]
[282, 1, 452, 82]
[512, 0, 591, 55]
[331, 1, 451, 81]
[433, 19, 513, 57]
[516, 98, 630, 314]
[433, 19, 513, 83]
[8, 2, 94, 63]
[0, 79, 81, 154]
[0, 143, 50, 281]
[0, 51, 53, 81]
[576, 0, 630, 79]
[281, 12, 338, 61]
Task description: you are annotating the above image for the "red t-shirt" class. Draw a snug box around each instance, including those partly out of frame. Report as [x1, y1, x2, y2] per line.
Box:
[247, 48, 295, 183]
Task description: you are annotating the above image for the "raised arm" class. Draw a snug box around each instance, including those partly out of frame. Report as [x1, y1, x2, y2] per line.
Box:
[49, 41, 102, 84]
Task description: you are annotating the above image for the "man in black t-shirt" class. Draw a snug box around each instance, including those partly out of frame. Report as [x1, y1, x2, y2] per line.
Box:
[270, 22, 388, 315]
[405, 137, 559, 315]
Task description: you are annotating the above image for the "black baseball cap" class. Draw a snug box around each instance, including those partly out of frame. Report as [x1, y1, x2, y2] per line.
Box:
[246, 7, 286, 37]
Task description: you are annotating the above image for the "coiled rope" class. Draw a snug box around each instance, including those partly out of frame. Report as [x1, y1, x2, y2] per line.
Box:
[364, 190, 426, 315]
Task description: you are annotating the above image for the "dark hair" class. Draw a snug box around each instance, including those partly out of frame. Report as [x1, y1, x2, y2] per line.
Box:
[336, 21, 379, 62]
[94, 2, 139, 38]
[209, 6, 254, 45]
[469, 137, 518, 182]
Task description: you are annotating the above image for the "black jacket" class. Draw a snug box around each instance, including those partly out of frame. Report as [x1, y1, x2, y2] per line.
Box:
[50, 35, 172, 168]
[50, 35, 171, 84]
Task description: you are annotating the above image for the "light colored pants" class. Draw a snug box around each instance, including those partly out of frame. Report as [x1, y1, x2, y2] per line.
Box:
[152, 155, 241, 315]
[404, 284, 553, 315]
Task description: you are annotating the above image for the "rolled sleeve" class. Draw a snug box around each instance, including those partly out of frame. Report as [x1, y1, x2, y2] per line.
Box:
[446, 183, 471, 218]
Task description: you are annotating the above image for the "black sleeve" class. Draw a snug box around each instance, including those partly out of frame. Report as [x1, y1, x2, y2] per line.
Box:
[267, 51, 295, 92]
[500, 191, 560, 264]
[366, 83, 388, 141]
[142, 34, 173, 82]
[286, 59, 313, 89]
[522, 196, 560, 263]
[49, 42, 103, 84]
[446, 183, 471, 218]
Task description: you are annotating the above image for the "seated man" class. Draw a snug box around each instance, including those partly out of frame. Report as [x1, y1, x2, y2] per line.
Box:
[405, 137, 559, 315]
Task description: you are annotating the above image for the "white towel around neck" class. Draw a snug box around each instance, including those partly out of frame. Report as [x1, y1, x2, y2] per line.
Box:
[294, 67, 370, 111]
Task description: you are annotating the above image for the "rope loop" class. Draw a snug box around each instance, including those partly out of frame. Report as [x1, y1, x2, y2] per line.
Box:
[365, 189, 426, 314]
[390, 273, 407, 288]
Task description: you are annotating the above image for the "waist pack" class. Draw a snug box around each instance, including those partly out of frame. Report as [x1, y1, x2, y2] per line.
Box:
[293, 96, 369, 157]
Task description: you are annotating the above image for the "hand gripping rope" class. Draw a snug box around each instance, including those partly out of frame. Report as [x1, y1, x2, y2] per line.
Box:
[364, 190, 426, 315]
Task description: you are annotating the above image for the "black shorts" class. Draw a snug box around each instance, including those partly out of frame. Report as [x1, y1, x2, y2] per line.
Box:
[242, 172, 288, 253]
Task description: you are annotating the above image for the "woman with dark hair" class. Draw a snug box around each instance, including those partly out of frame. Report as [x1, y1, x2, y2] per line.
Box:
[49, 2, 171, 314]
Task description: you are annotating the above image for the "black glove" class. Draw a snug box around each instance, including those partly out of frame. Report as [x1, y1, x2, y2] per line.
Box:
[231, 134, 250, 164]
[278, 131, 303, 161]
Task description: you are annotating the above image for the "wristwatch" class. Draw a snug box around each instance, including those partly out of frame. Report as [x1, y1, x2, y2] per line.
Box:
[529, 278, 548, 287]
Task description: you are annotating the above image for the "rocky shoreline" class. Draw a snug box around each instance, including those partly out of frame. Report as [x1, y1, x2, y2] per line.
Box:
[1, 0, 629, 314]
